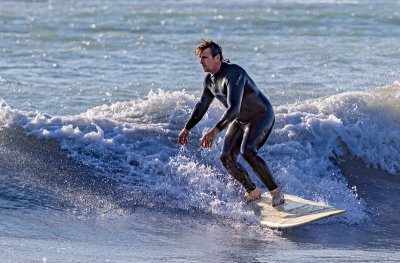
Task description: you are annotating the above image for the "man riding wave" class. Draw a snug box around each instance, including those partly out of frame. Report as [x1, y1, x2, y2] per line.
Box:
[178, 39, 284, 206]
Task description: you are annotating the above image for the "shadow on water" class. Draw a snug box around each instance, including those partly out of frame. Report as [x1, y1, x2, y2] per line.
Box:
[0, 127, 139, 214]
[279, 158, 400, 249]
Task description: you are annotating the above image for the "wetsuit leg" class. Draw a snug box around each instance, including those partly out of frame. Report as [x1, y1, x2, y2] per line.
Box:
[241, 111, 278, 191]
[220, 121, 257, 192]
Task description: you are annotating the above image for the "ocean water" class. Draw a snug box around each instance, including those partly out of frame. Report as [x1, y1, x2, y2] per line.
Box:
[0, 0, 400, 262]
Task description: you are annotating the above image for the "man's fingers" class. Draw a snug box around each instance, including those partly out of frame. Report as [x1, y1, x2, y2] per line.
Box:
[205, 137, 212, 148]
[201, 131, 217, 148]
[201, 135, 207, 147]
[179, 135, 186, 145]
[178, 129, 189, 145]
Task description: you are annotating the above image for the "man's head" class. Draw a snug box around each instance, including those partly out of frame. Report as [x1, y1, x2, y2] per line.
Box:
[195, 39, 223, 61]
[195, 39, 223, 74]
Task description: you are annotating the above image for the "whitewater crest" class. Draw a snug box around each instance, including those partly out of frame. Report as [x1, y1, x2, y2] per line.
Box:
[1, 83, 399, 224]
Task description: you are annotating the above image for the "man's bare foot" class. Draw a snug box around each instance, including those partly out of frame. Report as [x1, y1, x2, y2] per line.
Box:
[244, 188, 262, 204]
[270, 188, 285, 206]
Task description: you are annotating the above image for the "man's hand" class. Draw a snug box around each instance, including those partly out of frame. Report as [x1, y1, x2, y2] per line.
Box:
[178, 128, 190, 145]
[201, 127, 220, 148]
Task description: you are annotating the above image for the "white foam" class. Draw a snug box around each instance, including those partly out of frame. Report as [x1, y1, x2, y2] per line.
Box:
[1, 83, 399, 224]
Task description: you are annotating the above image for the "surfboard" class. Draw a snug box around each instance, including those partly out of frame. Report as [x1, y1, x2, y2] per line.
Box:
[253, 193, 346, 228]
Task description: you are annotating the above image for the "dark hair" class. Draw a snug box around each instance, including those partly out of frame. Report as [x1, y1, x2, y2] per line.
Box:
[195, 39, 223, 61]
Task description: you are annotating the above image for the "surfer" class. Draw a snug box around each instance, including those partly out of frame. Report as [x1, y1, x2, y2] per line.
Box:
[178, 39, 284, 206]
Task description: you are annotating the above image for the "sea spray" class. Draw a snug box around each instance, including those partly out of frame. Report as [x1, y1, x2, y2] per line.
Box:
[1, 83, 399, 224]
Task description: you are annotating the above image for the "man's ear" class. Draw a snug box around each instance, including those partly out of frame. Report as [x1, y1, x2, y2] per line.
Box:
[214, 54, 221, 61]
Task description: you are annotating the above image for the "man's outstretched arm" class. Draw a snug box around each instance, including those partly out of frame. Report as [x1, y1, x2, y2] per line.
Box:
[185, 86, 214, 131]
[179, 81, 214, 145]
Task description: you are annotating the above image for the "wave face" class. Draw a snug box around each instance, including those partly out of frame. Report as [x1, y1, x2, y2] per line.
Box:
[1, 82, 399, 224]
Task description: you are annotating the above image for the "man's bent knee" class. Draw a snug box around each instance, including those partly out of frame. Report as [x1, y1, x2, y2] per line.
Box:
[220, 152, 236, 165]
[241, 147, 257, 163]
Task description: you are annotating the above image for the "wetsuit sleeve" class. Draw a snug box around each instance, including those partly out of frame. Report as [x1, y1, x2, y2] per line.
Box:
[215, 72, 245, 131]
[185, 79, 215, 130]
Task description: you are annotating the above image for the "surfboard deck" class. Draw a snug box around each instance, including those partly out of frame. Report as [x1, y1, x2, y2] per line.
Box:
[252, 193, 346, 228]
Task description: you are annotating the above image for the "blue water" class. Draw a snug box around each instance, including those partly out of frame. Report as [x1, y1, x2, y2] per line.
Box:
[1, 0, 400, 262]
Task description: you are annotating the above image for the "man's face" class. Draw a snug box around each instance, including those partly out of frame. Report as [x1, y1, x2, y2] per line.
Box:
[199, 48, 220, 74]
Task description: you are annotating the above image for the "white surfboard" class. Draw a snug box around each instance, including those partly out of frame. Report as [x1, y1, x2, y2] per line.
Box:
[253, 193, 346, 228]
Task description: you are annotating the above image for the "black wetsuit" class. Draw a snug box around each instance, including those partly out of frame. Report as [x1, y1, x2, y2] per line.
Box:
[185, 62, 278, 192]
